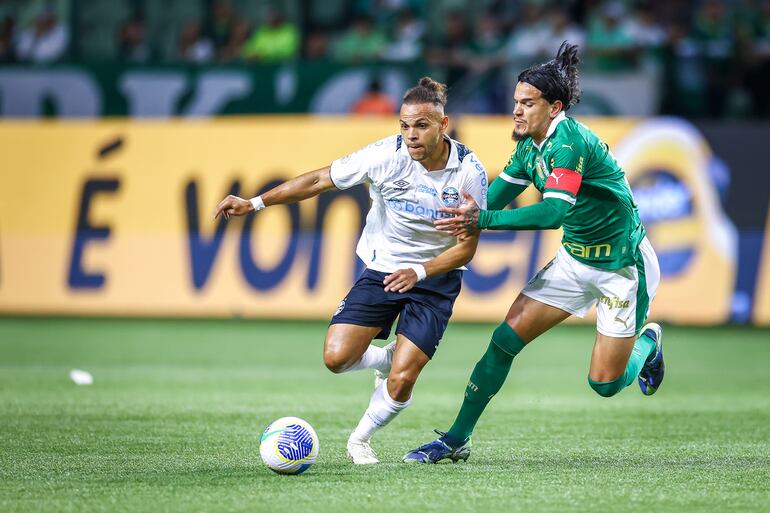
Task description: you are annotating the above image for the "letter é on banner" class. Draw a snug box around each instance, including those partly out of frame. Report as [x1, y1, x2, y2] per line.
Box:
[68, 178, 120, 288]
[185, 180, 239, 289]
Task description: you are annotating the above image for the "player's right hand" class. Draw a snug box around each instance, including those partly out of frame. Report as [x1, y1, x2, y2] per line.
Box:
[434, 190, 480, 237]
[213, 195, 254, 220]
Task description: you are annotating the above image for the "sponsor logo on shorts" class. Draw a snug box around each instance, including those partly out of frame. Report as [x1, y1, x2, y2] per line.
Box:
[599, 296, 630, 310]
[334, 299, 346, 316]
[614, 314, 631, 329]
[441, 186, 460, 207]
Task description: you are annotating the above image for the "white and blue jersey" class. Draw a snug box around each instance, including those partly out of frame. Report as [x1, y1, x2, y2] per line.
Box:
[330, 134, 489, 273]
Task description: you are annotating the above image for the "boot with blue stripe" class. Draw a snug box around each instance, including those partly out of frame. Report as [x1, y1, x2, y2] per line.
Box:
[403, 430, 471, 464]
[638, 323, 665, 395]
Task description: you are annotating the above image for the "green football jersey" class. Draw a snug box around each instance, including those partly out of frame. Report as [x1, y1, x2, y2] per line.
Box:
[501, 112, 645, 269]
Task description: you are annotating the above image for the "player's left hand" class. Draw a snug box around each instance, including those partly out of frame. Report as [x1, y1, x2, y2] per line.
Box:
[383, 269, 418, 293]
[434, 190, 481, 237]
[213, 194, 254, 220]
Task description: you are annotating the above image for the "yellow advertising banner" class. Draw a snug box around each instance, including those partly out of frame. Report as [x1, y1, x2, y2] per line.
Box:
[0, 116, 744, 324]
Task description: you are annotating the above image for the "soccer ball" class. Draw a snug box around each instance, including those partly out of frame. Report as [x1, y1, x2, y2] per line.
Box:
[259, 417, 319, 475]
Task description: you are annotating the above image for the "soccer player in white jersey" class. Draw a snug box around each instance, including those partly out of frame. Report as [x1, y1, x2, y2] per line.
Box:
[213, 77, 489, 464]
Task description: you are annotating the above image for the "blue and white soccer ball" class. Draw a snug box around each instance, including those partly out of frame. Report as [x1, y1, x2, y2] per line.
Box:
[259, 417, 319, 475]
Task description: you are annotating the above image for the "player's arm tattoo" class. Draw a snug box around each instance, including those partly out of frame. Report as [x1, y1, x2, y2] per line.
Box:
[461, 203, 480, 227]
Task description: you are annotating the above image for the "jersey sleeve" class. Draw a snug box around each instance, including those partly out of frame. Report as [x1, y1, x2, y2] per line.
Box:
[487, 177, 528, 210]
[329, 136, 396, 190]
[460, 152, 489, 210]
[543, 139, 586, 206]
[497, 147, 531, 187]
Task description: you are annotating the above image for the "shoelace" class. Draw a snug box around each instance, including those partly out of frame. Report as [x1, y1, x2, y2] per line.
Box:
[351, 441, 376, 458]
[434, 428, 467, 449]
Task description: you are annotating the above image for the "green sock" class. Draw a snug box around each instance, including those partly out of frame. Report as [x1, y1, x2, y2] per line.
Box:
[446, 323, 525, 441]
[623, 331, 656, 387]
[588, 331, 657, 397]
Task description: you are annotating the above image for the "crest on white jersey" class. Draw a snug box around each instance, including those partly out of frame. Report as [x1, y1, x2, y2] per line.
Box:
[441, 187, 460, 207]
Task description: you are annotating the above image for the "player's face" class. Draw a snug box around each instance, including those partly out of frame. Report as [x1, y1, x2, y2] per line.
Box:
[399, 103, 448, 163]
[512, 82, 562, 143]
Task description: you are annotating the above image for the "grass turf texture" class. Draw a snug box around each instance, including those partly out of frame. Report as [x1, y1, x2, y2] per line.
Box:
[1, 318, 769, 513]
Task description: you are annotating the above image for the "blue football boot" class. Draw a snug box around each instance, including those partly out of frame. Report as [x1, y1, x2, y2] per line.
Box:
[402, 430, 471, 464]
[638, 322, 665, 395]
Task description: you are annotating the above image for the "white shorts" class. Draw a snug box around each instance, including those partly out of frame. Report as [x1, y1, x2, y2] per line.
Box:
[521, 237, 660, 337]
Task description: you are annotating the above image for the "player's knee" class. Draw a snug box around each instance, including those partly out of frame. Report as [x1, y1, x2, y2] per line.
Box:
[588, 376, 623, 398]
[323, 348, 351, 374]
[491, 322, 526, 356]
[387, 371, 417, 400]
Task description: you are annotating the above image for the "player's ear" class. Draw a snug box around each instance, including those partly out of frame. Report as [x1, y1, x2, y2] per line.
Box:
[440, 115, 449, 132]
[550, 100, 563, 118]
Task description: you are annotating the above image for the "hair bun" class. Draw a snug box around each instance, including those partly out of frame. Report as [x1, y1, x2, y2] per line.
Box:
[403, 76, 448, 107]
[516, 41, 581, 110]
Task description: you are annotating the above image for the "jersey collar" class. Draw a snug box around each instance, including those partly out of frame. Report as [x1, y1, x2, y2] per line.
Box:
[444, 135, 460, 170]
[532, 111, 567, 151]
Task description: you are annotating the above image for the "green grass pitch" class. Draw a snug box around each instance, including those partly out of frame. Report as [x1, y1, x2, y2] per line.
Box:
[1, 317, 769, 513]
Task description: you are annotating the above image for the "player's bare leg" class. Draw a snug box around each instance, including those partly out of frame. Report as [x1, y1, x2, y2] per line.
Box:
[404, 294, 569, 463]
[587, 324, 664, 397]
[387, 336, 430, 402]
[323, 324, 391, 374]
[588, 332, 636, 382]
[504, 293, 572, 341]
[348, 334, 429, 464]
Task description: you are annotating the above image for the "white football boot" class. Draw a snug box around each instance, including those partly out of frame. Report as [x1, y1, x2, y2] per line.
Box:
[346, 437, 380, 464]
[373, 340, 397, 389]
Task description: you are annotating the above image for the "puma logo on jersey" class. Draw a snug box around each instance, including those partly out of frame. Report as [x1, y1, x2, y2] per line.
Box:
[562, 143, 574, 151]
[552, 172, 564, 184]
[615, 315, 630, 329]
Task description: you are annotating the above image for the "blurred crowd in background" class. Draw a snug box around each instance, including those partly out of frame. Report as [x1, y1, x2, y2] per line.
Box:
[1, 0, 769, 118]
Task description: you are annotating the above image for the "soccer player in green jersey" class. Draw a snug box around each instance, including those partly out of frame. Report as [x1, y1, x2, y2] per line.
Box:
[403, 42, 665, 464]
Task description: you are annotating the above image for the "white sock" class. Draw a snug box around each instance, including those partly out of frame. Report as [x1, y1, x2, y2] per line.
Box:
[345, 344, 391, 373]
[350, 380, 411, 442]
